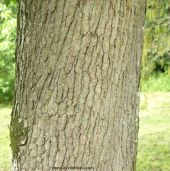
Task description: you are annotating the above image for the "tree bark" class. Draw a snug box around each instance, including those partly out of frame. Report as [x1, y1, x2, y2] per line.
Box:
[10, 0, 146, 170]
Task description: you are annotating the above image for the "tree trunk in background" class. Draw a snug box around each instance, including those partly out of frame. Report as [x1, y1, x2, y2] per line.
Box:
[10, 0, 146, 170]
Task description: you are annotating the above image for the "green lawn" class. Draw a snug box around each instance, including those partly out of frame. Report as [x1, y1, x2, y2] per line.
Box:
[137, 93, 170, 171]
[0, 105, 12, 171]
[0, 93, 170, 170]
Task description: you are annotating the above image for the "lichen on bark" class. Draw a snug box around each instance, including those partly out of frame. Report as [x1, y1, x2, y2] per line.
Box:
[10, 114, 29, 159]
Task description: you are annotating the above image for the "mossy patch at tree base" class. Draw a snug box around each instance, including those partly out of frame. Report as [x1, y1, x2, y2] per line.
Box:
[9, 115, 29, 159]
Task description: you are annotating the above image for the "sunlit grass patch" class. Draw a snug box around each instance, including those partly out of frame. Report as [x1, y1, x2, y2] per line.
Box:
[141, 73, 170, 92]
[137, 93, 170, 171]
[0, 105, 12, 171]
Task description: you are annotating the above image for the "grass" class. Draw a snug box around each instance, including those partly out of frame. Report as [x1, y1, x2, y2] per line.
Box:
[0, 105, 12, 171]
[141, 73, 170, 92]
[137, 93, 170, 171]
[0, 93, 170, 170]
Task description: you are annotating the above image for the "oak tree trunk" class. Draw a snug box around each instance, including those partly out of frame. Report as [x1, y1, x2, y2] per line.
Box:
[10, 0, 146, 170]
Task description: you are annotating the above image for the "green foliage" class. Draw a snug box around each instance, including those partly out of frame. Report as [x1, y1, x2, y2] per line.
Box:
[0, 2, 17, 102]
[142, 0, 170, 80]
[2, 0, 17, 6]
[141, 73, 170, 92]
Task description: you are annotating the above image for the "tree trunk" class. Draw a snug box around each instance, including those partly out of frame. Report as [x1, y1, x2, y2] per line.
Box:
[10, 0, 146, 170]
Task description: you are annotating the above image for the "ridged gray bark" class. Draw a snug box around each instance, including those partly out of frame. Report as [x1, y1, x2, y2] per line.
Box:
[10, 0, 146, 170]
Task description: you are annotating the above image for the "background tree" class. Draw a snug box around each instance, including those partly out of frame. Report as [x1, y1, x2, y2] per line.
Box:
[142, 0, 170, 80]
[9, 0, 146, 170]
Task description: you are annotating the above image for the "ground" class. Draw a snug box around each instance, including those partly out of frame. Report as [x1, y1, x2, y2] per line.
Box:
[0, 93, 170, 171]
[0, 105, 11, 171]
[137, 92, 170, 171]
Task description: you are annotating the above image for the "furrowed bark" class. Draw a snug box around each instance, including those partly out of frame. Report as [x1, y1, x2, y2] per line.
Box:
[10, 0, 146, 170]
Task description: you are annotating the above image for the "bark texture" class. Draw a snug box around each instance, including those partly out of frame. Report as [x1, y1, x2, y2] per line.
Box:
[10, 0, 146, 170]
